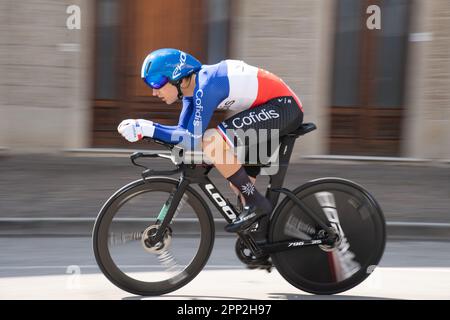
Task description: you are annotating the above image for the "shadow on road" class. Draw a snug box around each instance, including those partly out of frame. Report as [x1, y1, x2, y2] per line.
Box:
[122, 295, 248, 300]
[268, 293, 395, 300]
[121, 293, 396, 300]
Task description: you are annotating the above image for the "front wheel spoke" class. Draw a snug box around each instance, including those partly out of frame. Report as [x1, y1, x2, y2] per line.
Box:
[157, 249, 188, 284]
[108, 231, 143, 247]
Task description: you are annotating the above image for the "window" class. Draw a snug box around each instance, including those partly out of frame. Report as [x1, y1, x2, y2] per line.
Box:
[372, 0, 409, 107]
[331, 0, 363, 107]
[95, 0, 120, 99]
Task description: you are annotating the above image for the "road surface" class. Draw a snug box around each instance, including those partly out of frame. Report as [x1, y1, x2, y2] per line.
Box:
[0, 237, 449, 300]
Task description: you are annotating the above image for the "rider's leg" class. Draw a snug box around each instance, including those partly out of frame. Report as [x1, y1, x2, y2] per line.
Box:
[202, 129, 272, 231]
[229, 167, 259, 206]
[229, 178, 255, 207]
[204, 97, 303, 233]
[231, 165, 260, 207]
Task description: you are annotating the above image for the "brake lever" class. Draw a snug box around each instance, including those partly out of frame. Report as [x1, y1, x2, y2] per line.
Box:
[131, 152, 161, 170]
[130, 151, 182, 180]
[131, 152, 148, 170]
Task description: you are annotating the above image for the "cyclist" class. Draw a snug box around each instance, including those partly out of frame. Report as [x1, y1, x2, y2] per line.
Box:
[118, 48, 303, 234]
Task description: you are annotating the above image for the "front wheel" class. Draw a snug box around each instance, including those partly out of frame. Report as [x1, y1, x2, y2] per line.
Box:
[269, 178, 386, 295]
[93, 177, 215, 296]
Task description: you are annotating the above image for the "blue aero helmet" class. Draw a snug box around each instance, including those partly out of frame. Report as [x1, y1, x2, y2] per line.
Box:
[141, 48, 202, 98]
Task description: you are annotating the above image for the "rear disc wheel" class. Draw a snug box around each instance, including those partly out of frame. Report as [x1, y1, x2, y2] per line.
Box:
[270, 178, 386, 295]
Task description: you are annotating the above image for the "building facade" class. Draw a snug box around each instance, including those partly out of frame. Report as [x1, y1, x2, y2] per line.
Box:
[0, 0, 449, 160]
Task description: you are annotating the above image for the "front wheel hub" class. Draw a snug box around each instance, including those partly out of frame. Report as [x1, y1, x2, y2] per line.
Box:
[141, 225, 172, 253]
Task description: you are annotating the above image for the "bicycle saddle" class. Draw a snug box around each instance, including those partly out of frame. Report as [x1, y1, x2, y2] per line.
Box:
[288, 122, 317, 137]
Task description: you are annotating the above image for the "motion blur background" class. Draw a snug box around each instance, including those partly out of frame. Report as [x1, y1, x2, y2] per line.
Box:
[0, 0, 449, 159]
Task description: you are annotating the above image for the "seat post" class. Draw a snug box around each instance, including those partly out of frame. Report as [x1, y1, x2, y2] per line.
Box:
[265, 134, 297, 207]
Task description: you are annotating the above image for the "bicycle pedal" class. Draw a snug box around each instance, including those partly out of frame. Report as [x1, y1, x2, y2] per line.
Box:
[246, 261, 273, 273]
[263, 265, 273, 273]
[246, 255, 272, 268]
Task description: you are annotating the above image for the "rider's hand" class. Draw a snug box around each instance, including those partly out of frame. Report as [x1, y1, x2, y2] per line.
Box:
[117, 119, 155, 142]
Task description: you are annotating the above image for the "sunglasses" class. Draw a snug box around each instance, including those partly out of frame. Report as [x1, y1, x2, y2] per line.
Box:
[144, 74, 169, 89]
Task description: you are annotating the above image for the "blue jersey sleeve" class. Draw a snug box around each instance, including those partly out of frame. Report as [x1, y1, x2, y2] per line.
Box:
[152, 98, 193, 144]
[177, 97, 193, 128]
[178, 65, 229, 149]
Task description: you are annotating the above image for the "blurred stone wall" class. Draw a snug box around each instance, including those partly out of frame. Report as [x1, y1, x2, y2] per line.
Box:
[1, 0, 449, 160]
[0, 0, 92, 152]
[404, 0, 450, 159]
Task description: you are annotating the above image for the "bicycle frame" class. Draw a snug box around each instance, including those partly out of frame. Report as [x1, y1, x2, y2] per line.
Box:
[95, 121, 386, 296]
[133, 124, 336, 254]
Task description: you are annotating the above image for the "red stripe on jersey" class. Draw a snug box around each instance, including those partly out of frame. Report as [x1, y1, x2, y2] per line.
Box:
[215, 127, 233, 148]
[250, 69, 303, 112]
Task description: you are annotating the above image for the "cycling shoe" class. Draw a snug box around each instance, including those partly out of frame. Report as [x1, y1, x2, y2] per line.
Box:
[225, 205, 268, 233]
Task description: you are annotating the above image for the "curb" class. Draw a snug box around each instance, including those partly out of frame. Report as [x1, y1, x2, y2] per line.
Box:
[0, 218, 230, 237]
[302, 155, 429, 163]
[63, 148, 450, 165]
[386, 222, 450, 241]
[1, 218, 449, 241]
[63, 148, 155, 158]
[301, 155, 450, 166]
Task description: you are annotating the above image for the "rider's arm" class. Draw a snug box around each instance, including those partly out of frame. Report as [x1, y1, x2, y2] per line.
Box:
[151, 98, 193, 144]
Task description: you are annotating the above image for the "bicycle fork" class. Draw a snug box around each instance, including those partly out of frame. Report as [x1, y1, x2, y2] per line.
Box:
[147, 178, 190, 246]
